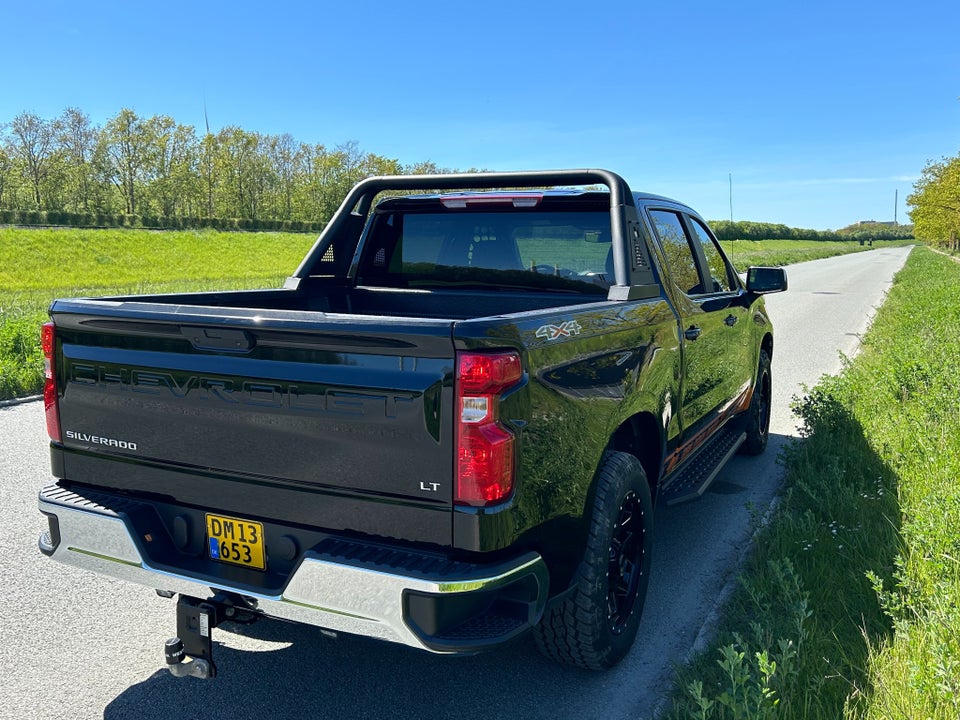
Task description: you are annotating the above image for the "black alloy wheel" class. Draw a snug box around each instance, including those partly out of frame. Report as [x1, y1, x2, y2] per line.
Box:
[533, 451, 653, 670]
[607, 489, 646, 635]
[741, 348, 772, 455]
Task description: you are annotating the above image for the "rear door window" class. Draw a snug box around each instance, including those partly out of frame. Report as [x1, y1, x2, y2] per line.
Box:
[687, 217, 736, 293]
[648, 210, 702, 295]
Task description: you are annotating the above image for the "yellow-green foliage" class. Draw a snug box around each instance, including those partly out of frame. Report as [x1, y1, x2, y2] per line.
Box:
[908, 155, 960, 251]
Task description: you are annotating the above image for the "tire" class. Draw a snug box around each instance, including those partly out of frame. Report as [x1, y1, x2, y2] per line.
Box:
[740, 349, 772, 455]
[533, 451, 653, 670]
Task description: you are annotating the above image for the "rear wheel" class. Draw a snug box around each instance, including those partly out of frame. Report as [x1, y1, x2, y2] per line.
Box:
[740, 349, 772, 455]
[533, 451, 653, 670]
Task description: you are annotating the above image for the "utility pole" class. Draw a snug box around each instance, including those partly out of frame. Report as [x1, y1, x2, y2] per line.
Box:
[894, 189, 898, 225]
[729, 173, 733, 222]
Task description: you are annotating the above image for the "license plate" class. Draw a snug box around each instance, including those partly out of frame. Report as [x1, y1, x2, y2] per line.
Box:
[206, 513, 266, 571]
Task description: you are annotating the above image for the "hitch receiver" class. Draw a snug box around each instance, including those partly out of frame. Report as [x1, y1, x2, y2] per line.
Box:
[165, 595, 219, 679]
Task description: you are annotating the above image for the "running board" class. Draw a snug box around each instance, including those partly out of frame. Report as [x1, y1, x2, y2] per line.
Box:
[660, 429, 746, 506]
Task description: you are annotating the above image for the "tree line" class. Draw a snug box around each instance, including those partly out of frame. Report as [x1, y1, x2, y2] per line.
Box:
[0, 106, 922, 240]
[909, 154, 960, 251]
[0, 107, 460, 230]
[711, 220, 913, 243]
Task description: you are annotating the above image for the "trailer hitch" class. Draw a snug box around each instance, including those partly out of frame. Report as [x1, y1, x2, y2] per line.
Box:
[165, 595, 220, 679]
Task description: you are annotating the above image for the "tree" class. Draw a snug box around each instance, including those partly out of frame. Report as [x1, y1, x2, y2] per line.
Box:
[198, 132, 219, 218]
[0, 105, 455, 227]
[57, 107, 98, 213]
[0, 145, 12, 207]
[406, 160, 444, 175]
[297, 143, 337, 223]
[908, 155, 960, 251]
[215, 127, 262, 219]
[147, 116, 199, 217]
[102, 108, 156, 215]
[8, 112, 57, 209]
[265, 133, 305, 220]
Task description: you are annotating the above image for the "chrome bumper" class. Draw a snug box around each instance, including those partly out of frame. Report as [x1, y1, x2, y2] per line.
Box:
[38, 492, 548, 653]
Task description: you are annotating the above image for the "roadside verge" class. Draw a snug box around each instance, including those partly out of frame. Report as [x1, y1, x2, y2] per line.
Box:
[662, 247, 960, 719]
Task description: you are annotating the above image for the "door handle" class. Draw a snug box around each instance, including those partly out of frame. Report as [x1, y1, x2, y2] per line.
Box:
[684, 326, 702, 341]
[724, 314, 738, 327]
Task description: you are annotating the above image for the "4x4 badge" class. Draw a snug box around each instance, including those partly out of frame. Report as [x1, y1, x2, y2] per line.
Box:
[536, 320, 583, 341]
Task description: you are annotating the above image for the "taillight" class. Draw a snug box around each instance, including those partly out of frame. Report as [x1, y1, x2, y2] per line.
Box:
[41, 322, 61, 442]
[455, 351, 522, 506]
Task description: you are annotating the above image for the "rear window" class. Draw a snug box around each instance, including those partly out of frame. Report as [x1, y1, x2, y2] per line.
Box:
[357, 207, 613, 294]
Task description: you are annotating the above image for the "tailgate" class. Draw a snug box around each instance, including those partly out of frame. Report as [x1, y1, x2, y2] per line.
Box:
[51, 301, 455, 546]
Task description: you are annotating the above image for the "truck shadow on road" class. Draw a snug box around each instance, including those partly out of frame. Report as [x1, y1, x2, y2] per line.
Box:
[103, 620, 613, 720]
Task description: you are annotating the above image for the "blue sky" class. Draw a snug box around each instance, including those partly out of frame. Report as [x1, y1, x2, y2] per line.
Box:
[4, 0, 958, 229]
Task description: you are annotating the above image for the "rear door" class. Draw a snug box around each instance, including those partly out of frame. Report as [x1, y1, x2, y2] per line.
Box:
[645, 208, 752, 444]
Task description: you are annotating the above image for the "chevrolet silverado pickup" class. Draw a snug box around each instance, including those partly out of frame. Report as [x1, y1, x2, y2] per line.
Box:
[37, 169, 786, 674]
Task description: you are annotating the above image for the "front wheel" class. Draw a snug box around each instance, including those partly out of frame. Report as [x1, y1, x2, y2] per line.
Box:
[740, 349, 772, 455]
[533, 451, 653, 670]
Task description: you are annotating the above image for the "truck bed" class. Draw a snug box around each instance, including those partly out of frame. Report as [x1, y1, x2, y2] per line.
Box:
[82, 282, 607, 320]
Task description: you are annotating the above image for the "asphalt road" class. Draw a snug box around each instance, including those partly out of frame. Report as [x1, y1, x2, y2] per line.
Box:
[0, 245, 912, 720]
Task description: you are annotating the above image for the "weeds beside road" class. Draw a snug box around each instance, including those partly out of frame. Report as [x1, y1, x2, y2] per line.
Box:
[666, 246, 960, 719]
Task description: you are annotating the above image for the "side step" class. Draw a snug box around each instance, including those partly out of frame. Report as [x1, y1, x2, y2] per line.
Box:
[660, 428, 746, 506]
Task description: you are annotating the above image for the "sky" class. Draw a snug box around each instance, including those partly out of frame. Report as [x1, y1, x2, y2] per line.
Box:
[3, 0, 958, 230]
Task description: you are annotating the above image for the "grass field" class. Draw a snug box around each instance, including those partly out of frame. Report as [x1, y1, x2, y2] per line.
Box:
[718, 238, 913, 267]
[0, 227, 316, 399]
[665, 246, 960, 719]
[0, 228, 912, 400]
[0, 227, 316, 292]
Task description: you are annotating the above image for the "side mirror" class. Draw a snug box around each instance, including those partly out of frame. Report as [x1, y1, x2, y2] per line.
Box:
[746, 266, 788, 294]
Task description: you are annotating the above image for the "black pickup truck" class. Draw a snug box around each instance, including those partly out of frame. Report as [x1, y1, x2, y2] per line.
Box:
[37, 169, 786, 674]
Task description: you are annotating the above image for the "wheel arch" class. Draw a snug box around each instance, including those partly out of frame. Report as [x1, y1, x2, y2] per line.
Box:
[751, 331, 774, 386]
[608, 411, 663, 504]
[761, 332, 774, 361]
[540, 412, 663, 601]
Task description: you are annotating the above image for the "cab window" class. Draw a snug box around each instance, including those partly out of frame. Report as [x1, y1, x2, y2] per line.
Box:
[687, 217, 735, 293]
[649, 210, 702, 295]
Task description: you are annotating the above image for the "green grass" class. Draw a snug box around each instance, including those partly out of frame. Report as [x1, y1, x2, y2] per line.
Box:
[0, 227, 316, 400]
[0, 228, 911, 401]
[665, 246, 960, 719]
[720, 239, 914, 268]
[0, 227, 315, 293]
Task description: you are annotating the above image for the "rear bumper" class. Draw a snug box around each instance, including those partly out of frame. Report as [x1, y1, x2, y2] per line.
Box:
[38, 483, 548, 654]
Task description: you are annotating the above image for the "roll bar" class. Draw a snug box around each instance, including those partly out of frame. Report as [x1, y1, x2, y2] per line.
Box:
[290, 169, 656, 298]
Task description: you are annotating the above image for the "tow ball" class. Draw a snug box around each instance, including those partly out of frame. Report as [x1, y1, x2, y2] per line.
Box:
[164, 595, 220, 679]
[163, 592, 262, 678]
